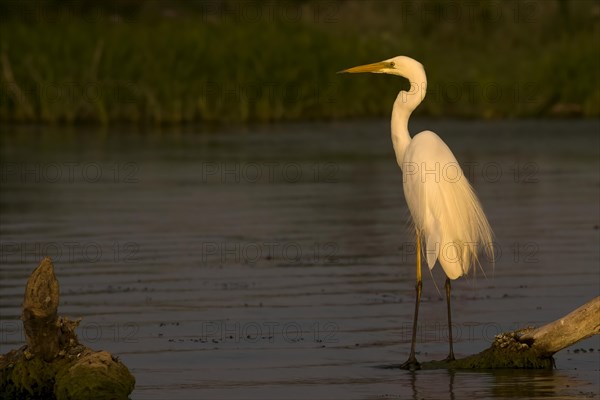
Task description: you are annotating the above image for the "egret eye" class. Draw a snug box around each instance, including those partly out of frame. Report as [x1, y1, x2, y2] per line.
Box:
[390, 62, 395, 67]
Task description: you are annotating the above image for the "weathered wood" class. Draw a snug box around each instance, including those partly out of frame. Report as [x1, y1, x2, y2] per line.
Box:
[21, 257, 60, 362]
[0, 258, 135, 399]
[519, 296, 600, 355]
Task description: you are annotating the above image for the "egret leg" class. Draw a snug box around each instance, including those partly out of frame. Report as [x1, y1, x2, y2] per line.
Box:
[445, 277, 455, 362]
[400, 233, 422, 370]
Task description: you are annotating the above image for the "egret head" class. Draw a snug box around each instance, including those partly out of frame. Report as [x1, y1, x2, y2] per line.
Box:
[338, 56, 425, 81]
[339, 56, 427, 108]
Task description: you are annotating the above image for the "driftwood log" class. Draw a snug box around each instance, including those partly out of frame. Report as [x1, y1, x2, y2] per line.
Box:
[418, 296, 600, 369]
[0, 258, 135, 399]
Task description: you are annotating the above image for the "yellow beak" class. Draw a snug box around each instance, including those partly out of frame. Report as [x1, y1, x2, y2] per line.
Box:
[338, 61, 393, 74]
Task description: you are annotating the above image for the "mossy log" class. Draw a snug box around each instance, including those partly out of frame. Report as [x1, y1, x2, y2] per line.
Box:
[420, 296, 600, 370]
[0, 258, 135, 399]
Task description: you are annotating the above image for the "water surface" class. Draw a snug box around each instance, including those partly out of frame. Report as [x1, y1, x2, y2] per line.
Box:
[1, 119, 599, 399]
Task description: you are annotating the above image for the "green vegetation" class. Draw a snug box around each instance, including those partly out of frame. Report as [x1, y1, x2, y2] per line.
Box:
[0, 0, 598, 124]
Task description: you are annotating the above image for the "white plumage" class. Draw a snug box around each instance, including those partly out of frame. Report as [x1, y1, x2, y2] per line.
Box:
[403, 130, 493, 279]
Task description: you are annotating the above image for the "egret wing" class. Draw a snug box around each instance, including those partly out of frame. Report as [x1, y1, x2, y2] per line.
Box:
[402, 131, 493, 279]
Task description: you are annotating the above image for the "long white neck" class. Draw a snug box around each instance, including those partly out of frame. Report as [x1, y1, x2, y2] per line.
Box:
[391, 72, 427, 168]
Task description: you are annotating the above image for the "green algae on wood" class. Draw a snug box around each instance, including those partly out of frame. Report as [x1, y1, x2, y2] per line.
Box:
[421, 331, 554, 370]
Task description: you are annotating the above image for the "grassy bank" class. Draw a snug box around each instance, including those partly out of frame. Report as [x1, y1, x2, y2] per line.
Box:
[1, 0, 598, 124]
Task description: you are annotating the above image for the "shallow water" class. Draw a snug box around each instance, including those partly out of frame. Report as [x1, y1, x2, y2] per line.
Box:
[1, 119, 599, 399]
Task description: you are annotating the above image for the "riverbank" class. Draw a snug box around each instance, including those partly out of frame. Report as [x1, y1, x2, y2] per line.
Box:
[1, 1, 598, 125]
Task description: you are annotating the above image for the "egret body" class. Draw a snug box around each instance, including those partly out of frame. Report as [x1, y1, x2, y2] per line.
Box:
[340, 56, 494, 369]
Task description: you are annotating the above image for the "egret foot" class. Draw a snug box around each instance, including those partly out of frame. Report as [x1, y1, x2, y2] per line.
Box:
[399, 356, 421, 371]
[444, 354, 455, 362]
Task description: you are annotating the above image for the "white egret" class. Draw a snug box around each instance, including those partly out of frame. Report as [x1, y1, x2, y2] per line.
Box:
[339, 56, 494, 370]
